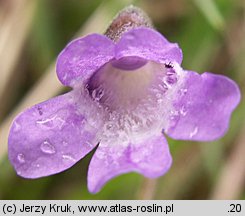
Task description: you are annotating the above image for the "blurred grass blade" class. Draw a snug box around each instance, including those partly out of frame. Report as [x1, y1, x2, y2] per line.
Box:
[193, 0, 225, 31]
[137, 178, 158, 199]
[0, 0, 36, 102]
[210, 123, 245, 199]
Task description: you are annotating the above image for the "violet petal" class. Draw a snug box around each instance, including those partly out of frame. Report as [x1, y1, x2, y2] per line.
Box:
[87, 134, 172, 193]
[8, 91, 100, 178]
[56, 34, 115, 87]
[165, 71, 241, 141]
[115, 27, 183, 64]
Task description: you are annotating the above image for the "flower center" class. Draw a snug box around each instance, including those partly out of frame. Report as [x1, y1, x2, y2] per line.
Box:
[87, 57, 181, 145]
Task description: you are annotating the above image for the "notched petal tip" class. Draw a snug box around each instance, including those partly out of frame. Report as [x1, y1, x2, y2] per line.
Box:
[203, 72, 241, 108]
[87, 134, 172, 193]
[165, 71, 241, 141]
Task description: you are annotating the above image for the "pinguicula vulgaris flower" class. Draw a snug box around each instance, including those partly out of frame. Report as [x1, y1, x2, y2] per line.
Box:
[8, 6, 240, 193]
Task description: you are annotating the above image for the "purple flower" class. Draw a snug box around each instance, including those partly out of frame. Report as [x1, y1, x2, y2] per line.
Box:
[8, 26, 240, 193]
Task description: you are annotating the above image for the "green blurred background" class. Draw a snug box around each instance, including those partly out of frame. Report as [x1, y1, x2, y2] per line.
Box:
[0, 0, 244, 199]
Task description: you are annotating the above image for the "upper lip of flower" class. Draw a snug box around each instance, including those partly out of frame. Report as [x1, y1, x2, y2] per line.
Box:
[56, 27, 183, 88]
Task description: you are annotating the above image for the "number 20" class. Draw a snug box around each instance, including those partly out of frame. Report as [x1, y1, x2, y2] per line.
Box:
[229, 204, 241, 213]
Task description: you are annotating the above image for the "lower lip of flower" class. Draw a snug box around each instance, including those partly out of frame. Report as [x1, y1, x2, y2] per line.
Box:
[85, 57, 184, 145]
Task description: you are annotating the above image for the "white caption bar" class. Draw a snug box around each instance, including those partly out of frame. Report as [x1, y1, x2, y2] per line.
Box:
[0, 200, 244, 216]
